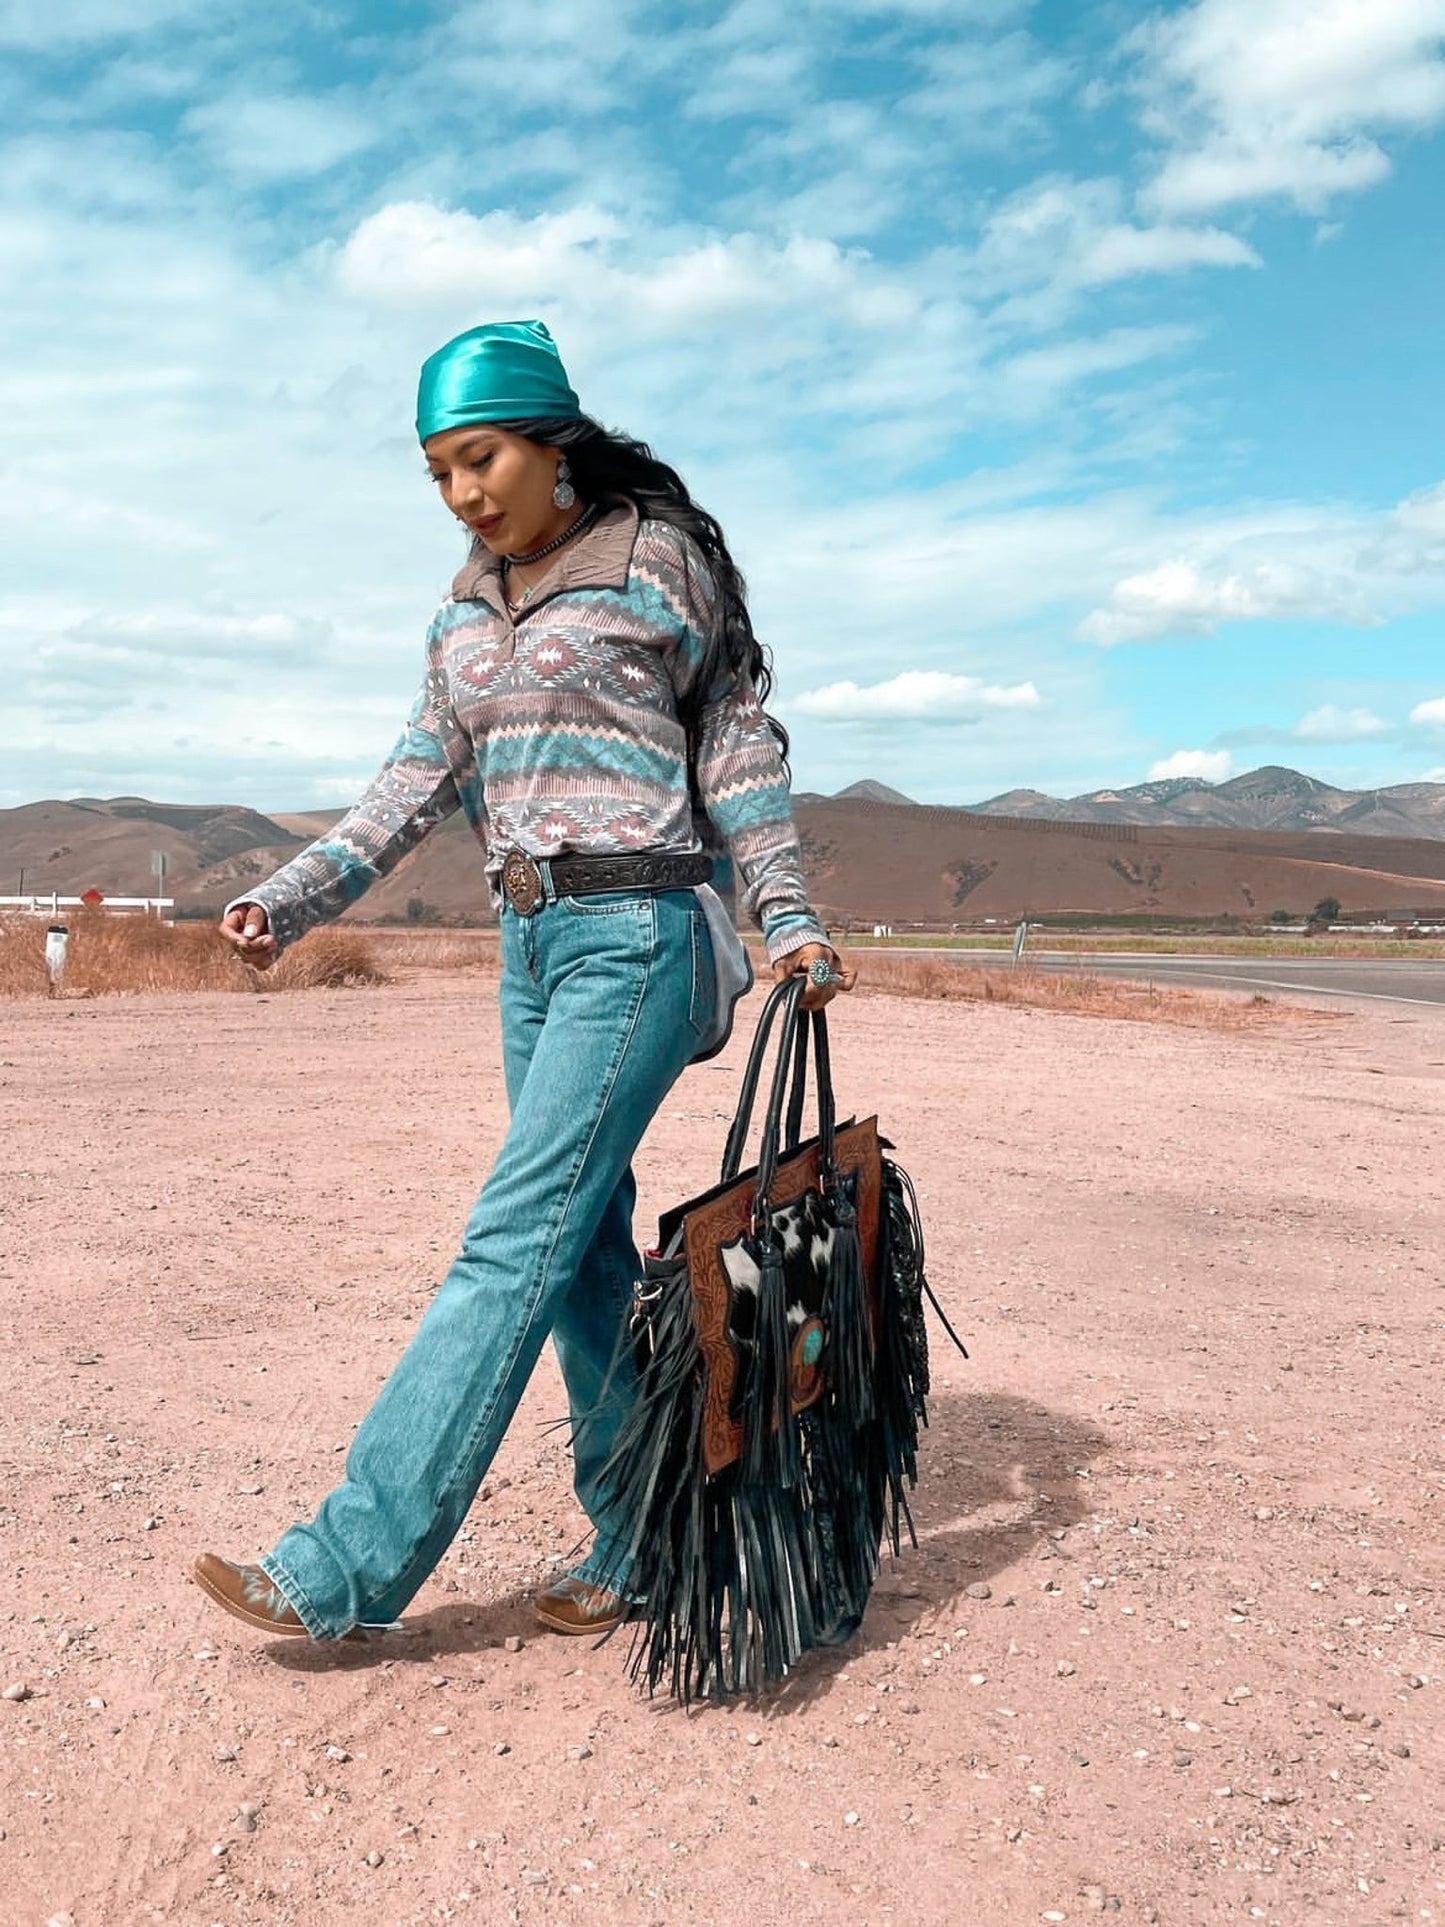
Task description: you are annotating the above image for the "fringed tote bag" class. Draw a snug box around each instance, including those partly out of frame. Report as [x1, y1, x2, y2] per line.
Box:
[599, 972, 967, 1701]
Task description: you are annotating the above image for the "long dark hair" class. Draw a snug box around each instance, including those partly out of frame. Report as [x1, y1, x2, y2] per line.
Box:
[500, 415, 789, 767]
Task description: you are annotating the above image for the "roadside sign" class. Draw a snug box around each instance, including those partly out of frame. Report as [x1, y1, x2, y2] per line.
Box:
[81, 888, 104, 906]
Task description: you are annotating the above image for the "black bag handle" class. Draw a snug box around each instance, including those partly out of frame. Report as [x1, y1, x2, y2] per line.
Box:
[720, 976, 841, 1202]
[719, 974, 804, 1183]
[784, 1003, 835, 1159]
[784, 1010, 810, 1152]
[754, 992, 840, 1223]
[752, 975, 810, 1214]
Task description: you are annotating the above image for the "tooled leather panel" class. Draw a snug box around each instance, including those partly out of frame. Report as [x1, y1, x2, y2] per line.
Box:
[686, 1117, 882, 1478]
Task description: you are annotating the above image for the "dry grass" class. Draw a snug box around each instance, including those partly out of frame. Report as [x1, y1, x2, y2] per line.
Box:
[360, 927, 501, 972]
[856, 953, 1319, 1030]
[0, 913, 1318, 1031]
[265, 930, 392, 991]
[0, 913, 390, 998]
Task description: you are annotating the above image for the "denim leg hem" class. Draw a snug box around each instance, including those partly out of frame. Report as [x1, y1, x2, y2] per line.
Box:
[572, 1540, 641, 1603]
[259, 1552, 338, 1642]
[568, 1570, 645, 1608]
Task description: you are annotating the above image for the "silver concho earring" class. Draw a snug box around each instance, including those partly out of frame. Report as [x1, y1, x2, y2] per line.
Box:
[552, 458, 576, 510]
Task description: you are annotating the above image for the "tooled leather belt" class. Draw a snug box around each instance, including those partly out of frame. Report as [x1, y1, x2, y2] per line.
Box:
[500, 848, 714, 916]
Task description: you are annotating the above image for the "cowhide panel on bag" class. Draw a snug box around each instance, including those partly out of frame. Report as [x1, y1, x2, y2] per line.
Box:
[718, 1182, 839, 1421]
[685, 1117, 883, 1477]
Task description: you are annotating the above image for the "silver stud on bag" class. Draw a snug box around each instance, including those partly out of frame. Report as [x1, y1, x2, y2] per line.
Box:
[552, 458, 576, 510]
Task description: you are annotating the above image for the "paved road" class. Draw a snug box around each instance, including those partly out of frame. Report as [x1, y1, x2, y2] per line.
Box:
[859, 949, 1445, 1008]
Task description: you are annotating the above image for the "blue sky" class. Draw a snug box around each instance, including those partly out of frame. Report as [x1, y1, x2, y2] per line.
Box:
[3, 0, 1444, 810]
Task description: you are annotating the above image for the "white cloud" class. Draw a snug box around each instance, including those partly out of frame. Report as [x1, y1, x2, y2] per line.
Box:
[1295, 704, 1387, 740]
[1147, 749, 1234, 781]
[1393, 480, 1445, 534]
[972, 176, 1261, 306]
[0, 0, 216, 47]
[721, 98, 929, 236]
[820, 0, 1034, 24]
[1081, 555, 1384, 644]
[418, 0, 650, 115]
[1001, 325, 1198, 397]
[308, 773, 382, 802]
[1081, 476, 1445, 646]
[332, 201, 920, 336]
[704, 16, 1069, 242]
[792, 670, 1041, 721]
[184, 94, 379, 183]
[1159, 138, 1391, 214]
[65, 608, 336, 662]
[688, 0, 1051, 133]
[1072, 221, 1260, 284]
[1410, 696, 1445, 726]
[0, 132, 180, 216]
[335, 202, 622, 307]
[726, 482, 1161, 662]
[677, 34, 816, 121]
[904, 29, 1072, 147]
[1136, 0, 1445, 215]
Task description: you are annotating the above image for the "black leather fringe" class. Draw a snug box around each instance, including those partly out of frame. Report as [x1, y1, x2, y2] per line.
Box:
[601, 1157, 950, 1702]
[824, 1184, 875, 1428]
[741, 1238, 802, 1491]
[874, 1156, 932, 1553]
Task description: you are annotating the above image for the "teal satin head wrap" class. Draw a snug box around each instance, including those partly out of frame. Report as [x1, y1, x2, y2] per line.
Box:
[416, 319, 582, 443]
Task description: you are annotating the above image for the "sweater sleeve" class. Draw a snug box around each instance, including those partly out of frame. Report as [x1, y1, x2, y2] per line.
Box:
[667, 535, 830, 964]
[225, 618, 475, 955]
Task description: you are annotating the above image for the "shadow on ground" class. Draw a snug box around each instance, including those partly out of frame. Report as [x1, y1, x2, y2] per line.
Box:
[265, 1389, 1113, 1705]
[767, 1387, 1112, 1711]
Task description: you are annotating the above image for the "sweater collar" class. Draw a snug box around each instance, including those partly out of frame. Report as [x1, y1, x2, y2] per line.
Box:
[451, 498, 641, 606]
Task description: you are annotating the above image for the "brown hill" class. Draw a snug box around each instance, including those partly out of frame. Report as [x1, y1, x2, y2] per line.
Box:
[1, 798, 304, 902]
[10, 793, 1445, 927]
[793, 799, 1445, 924]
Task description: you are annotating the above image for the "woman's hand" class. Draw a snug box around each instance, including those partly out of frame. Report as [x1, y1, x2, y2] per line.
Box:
[773, 941, 858, 1011]
[220, 903, 278, 970]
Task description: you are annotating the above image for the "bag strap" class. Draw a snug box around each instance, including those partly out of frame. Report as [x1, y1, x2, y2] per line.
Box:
[752, 975, 809, 1215]
[719, 975, 803, 1183]
[784, 1003, 836, 1162]
[783, 1011, 810, 1152]
[721, 975, 842, 1198]
[754, 990, 842, 1222]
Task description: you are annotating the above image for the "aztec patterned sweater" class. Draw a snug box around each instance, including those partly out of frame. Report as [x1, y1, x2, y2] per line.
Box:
[231, 502, 828, 963]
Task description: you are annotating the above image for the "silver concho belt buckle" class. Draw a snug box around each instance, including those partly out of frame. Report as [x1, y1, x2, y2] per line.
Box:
[501, 851, 545, 916]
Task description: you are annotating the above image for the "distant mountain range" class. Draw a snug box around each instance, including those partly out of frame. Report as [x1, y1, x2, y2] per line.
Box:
[11, 776, 1445, 926]
[793, 779, 916, 808]
[804, 766, 1445, 841]
[969, 765, 1445, 839]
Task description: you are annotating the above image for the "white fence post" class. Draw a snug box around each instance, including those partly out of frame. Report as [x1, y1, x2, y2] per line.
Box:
[44, 924, 69, 993]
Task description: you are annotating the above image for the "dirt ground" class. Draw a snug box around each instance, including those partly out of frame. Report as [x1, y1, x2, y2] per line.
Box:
[3, 972, 1444, 1927]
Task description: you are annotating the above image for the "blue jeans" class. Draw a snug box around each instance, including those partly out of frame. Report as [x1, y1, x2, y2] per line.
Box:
[262, 887, 714, 1639]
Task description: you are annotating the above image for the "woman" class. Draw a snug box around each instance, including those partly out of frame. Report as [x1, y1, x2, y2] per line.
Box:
[192, 318, 854, 1644]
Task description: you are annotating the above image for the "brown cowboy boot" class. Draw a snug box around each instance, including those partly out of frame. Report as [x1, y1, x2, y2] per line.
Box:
[191, 1554, 380, 1642]
[533, 1574, 627, 1636]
